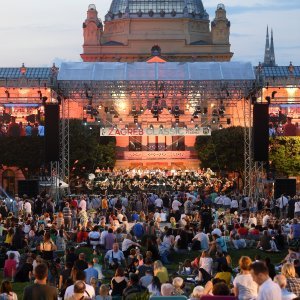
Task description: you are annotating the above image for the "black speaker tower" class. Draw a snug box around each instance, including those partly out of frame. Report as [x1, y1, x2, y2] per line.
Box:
[253, 103, 269, 161]
[45, 104, 60, 162]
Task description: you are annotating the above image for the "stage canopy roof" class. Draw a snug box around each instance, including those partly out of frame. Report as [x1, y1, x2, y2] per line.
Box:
[58, 61, 255, 82]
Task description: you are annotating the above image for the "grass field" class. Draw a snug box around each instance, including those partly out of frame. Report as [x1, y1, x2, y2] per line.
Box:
[3, 247, 286, 299]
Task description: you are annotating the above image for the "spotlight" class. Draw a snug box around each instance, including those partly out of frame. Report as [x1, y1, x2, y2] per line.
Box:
[190, 118, 194, 123]
[265, 96, 271, 105]
[212, 118, 217, 124]
[149, 124, 154, 129]
[159, 124, 163, 129]
[219, 124, 223, 129]
[195, 124, 199, 129]
[134, 115, 138, 124]
[125, 124, 129, 129]
[271, 91, 277, 99]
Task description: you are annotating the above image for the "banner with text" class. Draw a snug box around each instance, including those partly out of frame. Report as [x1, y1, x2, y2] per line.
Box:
[100, 127, 211, 136]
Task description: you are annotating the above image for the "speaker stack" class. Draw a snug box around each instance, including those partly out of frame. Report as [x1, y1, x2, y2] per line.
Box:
[44, 104, 60, 162]
[253, 103, 269, 162]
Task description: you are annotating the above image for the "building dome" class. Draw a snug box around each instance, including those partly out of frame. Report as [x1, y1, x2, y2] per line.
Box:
[107, 0, 208, 20]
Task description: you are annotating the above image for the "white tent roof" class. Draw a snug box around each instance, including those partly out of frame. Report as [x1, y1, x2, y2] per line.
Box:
[58, 61, 255, 82]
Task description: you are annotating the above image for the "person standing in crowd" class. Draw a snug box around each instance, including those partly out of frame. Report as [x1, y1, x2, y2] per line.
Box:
[250, 261, 282, 300]
[233, 256, 258, 300]
[23, 263, 57, 300]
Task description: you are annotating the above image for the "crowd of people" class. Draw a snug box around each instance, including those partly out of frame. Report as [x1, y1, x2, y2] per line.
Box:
[0, 119, 44, 137]
[0, 169, 299, 299]
[73, 168, 237, 195]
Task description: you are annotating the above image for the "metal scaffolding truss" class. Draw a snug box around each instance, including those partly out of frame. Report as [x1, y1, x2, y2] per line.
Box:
[58, 79, 254, 99]
[59, 98, 70, 187]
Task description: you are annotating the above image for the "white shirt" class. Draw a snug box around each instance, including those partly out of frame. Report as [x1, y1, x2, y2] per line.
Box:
[295, 201, 300, 213]
[277, 196, 288, 209]
[215, 196, 223, 205]
[100, 230, 108, 245]
[24, 202, 31, 213]
[233, 273, 258, 300]
[155, 198, 163, 208]
[17, 200, 24, 211]
[64, 283, 95, 300]
[78, 199, 87, 211]
[199, 257, 213, 274]
[193, 232, 209, 250]
[231, 199, 239, 208]
[211, 228, 222, 237]
[223, 196, 231, 206]
[257, 278, 282, 300]
[248, 217, 257, 226]
[172, 199, 182, 211]
[262, 215, 270, 227]
[122, 238, 136, 252]
[160, 212, 167, 222]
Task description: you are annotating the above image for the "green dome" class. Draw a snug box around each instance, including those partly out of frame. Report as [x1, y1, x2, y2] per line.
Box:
[106, 0, 208, 20]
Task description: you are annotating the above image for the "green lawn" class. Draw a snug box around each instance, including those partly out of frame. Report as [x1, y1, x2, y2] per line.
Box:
[3, 247, 286, 299]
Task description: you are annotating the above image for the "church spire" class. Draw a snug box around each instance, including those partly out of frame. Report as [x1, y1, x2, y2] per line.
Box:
[263, 26, 276, 66]
[270, 29, 276, 66]
[263, 26, 270, 65]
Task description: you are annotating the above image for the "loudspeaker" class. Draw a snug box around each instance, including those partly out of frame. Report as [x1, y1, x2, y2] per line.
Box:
[18, 180, 39, 197]
[45, 104, 59, 162]
[253, 104, 269, 161]
[274, 179, 297, 199]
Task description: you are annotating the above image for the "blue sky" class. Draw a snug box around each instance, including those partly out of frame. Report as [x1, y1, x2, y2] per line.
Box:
[0, 0, 299, 67]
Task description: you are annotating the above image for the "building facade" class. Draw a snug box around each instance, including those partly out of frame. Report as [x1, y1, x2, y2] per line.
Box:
[79, 0, 235, 168]
[81, 1, 232, 62]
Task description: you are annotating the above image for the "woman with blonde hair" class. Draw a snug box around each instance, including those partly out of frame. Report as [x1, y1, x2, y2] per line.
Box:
[233, 256, 258, 300]
[190, 286, 204, 300]
[153, 260, 169, 283]
[281, 262, 300, 295]
[172, 277, 184, 295]
[96, 284, 111, 300]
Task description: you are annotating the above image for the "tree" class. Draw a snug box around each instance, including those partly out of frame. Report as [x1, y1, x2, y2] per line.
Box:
[195, 126, 245, 173]
[0, 119, 116, 178]
[0, 137, 45, 175]
[69, 119, 116, 176]
[269, 137, 300, 177]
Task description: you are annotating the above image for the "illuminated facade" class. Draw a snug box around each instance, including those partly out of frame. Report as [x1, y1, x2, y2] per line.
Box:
[81, 1, 232, 62]
[79, 0, 235, 168]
